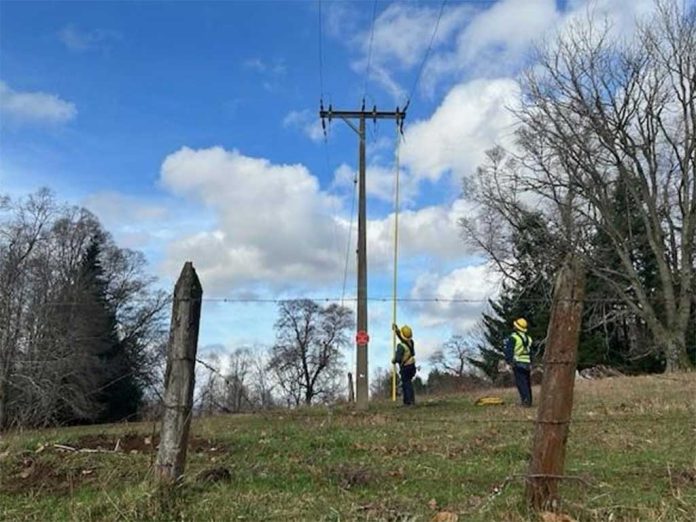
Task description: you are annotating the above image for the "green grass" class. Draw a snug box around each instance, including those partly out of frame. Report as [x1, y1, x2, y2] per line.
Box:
[1, 374, 695, 521]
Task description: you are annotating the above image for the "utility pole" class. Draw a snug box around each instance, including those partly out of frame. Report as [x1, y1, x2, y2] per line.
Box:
[319, 103, 406, 411]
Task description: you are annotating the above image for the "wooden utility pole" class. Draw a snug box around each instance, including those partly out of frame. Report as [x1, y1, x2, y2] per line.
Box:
[527, 255, 586, 510]
[320, 104, 406, 411]
[155, 262, 203, 484]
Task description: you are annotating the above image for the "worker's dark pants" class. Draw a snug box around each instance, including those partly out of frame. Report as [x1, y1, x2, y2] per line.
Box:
[400, 364, 416, 405]
[513, 363, 532, 406]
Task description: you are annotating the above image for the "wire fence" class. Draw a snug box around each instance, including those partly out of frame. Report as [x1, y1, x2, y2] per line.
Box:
[29, 295, 676, 306]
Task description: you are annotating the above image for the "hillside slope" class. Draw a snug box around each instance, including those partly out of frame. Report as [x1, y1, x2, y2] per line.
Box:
[1, 374, 695, 521]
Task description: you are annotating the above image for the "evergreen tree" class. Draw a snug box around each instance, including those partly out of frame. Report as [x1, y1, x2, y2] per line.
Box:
[471, 211, 555, 380]
[75, 237, 142, 422]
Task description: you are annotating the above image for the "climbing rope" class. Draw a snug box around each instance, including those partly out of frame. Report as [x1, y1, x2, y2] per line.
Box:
[391, 121, 402, 402]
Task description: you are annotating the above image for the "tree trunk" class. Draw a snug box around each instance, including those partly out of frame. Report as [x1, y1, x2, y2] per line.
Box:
[663, 333, 693, 372]
[0, 377, 7, 429]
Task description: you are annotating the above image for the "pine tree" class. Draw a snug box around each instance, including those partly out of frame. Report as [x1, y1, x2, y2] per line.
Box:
[471, 211, 555, 380]
[75, 238, 142, 422]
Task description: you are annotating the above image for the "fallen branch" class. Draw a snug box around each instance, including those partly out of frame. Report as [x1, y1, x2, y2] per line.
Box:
[52, 444, 77, 452]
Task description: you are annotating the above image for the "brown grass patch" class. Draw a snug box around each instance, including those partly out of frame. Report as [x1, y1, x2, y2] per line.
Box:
[333, 464, 374, 489]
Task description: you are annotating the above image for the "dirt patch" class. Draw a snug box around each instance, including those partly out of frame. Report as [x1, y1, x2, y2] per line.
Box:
[196, 466, 233, 484]
[62, 432, 227, 454]
[669, 468, 696, 488]
[2, 456, 96, 494]
[333, 464, 373, 489]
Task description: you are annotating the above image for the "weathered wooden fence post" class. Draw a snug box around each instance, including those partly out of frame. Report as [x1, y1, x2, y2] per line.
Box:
[527, 254, 585, 510]
[347, 372, 355, 403]
[155, 261, 202, 483]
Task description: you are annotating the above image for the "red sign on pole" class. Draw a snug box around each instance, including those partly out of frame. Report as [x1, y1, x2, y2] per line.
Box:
[356, 330, 370, 345]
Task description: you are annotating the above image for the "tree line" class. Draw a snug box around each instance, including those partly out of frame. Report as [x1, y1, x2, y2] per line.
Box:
[0, 196, 355, 424]
[0, 190, 168, 429]
[455, 1, 695, 377]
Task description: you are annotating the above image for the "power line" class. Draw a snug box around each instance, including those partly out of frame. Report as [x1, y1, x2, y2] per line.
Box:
[404, 0, 448, 111]
[318, 0, 325, 100]
[362, 0, 379, 104]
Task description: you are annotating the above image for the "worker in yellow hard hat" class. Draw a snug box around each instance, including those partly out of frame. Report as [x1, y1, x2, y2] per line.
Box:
[392, 323, 416, 405]
[503, 318, 533, 407]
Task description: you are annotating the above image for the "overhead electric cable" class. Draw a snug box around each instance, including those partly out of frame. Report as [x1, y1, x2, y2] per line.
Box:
[404, 0, 448, 110]
[318, 0, 325, 99]
[362, 0, 379, 103]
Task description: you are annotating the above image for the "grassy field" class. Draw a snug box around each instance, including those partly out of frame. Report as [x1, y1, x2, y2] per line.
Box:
[1, 374, 694, 521]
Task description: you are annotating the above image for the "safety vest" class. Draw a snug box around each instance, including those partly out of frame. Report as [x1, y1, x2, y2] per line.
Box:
[399, 341, 415, 366]
[512, 332, 532, 364]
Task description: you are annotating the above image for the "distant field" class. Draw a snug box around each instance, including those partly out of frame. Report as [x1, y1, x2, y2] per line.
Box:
[1, 374, 695, 521]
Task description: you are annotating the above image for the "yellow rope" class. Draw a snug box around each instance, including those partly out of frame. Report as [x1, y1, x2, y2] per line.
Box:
[391, 124, 401, 402]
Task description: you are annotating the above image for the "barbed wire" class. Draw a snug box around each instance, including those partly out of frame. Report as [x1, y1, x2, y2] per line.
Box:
[29, 295, 677, 306]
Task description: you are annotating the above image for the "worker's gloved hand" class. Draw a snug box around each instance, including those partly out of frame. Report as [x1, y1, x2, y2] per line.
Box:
[392, 323, 398, 333]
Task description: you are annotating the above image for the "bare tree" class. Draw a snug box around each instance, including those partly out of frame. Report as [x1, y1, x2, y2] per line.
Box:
[0, 190, 168, 428]
[463, 2, 695, 371]
[222, 347, 253, 413]
[0, 190, 53, 427]
[429, 335, 477, 377]
[268, 300, 353, 406]
[250, 347, 275, 409]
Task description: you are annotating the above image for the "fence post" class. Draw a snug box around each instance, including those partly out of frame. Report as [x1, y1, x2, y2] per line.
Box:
[527, 255, 585, 510]
[347, 372, 355, 402]
[155, 261, 203, 483]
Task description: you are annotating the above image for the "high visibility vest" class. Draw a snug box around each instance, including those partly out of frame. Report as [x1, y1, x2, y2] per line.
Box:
[399, 341, 415, 366]
[512, 332, 532, 364]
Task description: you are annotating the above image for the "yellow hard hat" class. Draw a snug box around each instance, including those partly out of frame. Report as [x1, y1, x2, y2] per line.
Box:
[400, 325, 413, 339]
[513, 318, 528, 332]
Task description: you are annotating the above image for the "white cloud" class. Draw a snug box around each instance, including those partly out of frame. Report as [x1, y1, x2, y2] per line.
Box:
[243, 57, 286, 76]
[332, 163, 416, 204]
[343, 0, 659, 101]
[401, 78, 520, 183]
[560, 0, 657, 39]
[159, 146, 346, 294]
[0, 81, 77, 125]
[366, 198, 478, 272]
[352, 2, 474, 100]
[58, 25, 120, 52]
[156, 147, 482, 300]
[410, 263, 500, 330]
[244, 57, 286, 92]
[82, 192, 172, 249]
[423, 0, 558, 87]
[328, 78, 521, 204]
[283, 110, 324, 143]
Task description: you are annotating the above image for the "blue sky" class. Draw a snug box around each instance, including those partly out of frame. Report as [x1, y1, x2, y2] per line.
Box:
[0, 0, 661, 378]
